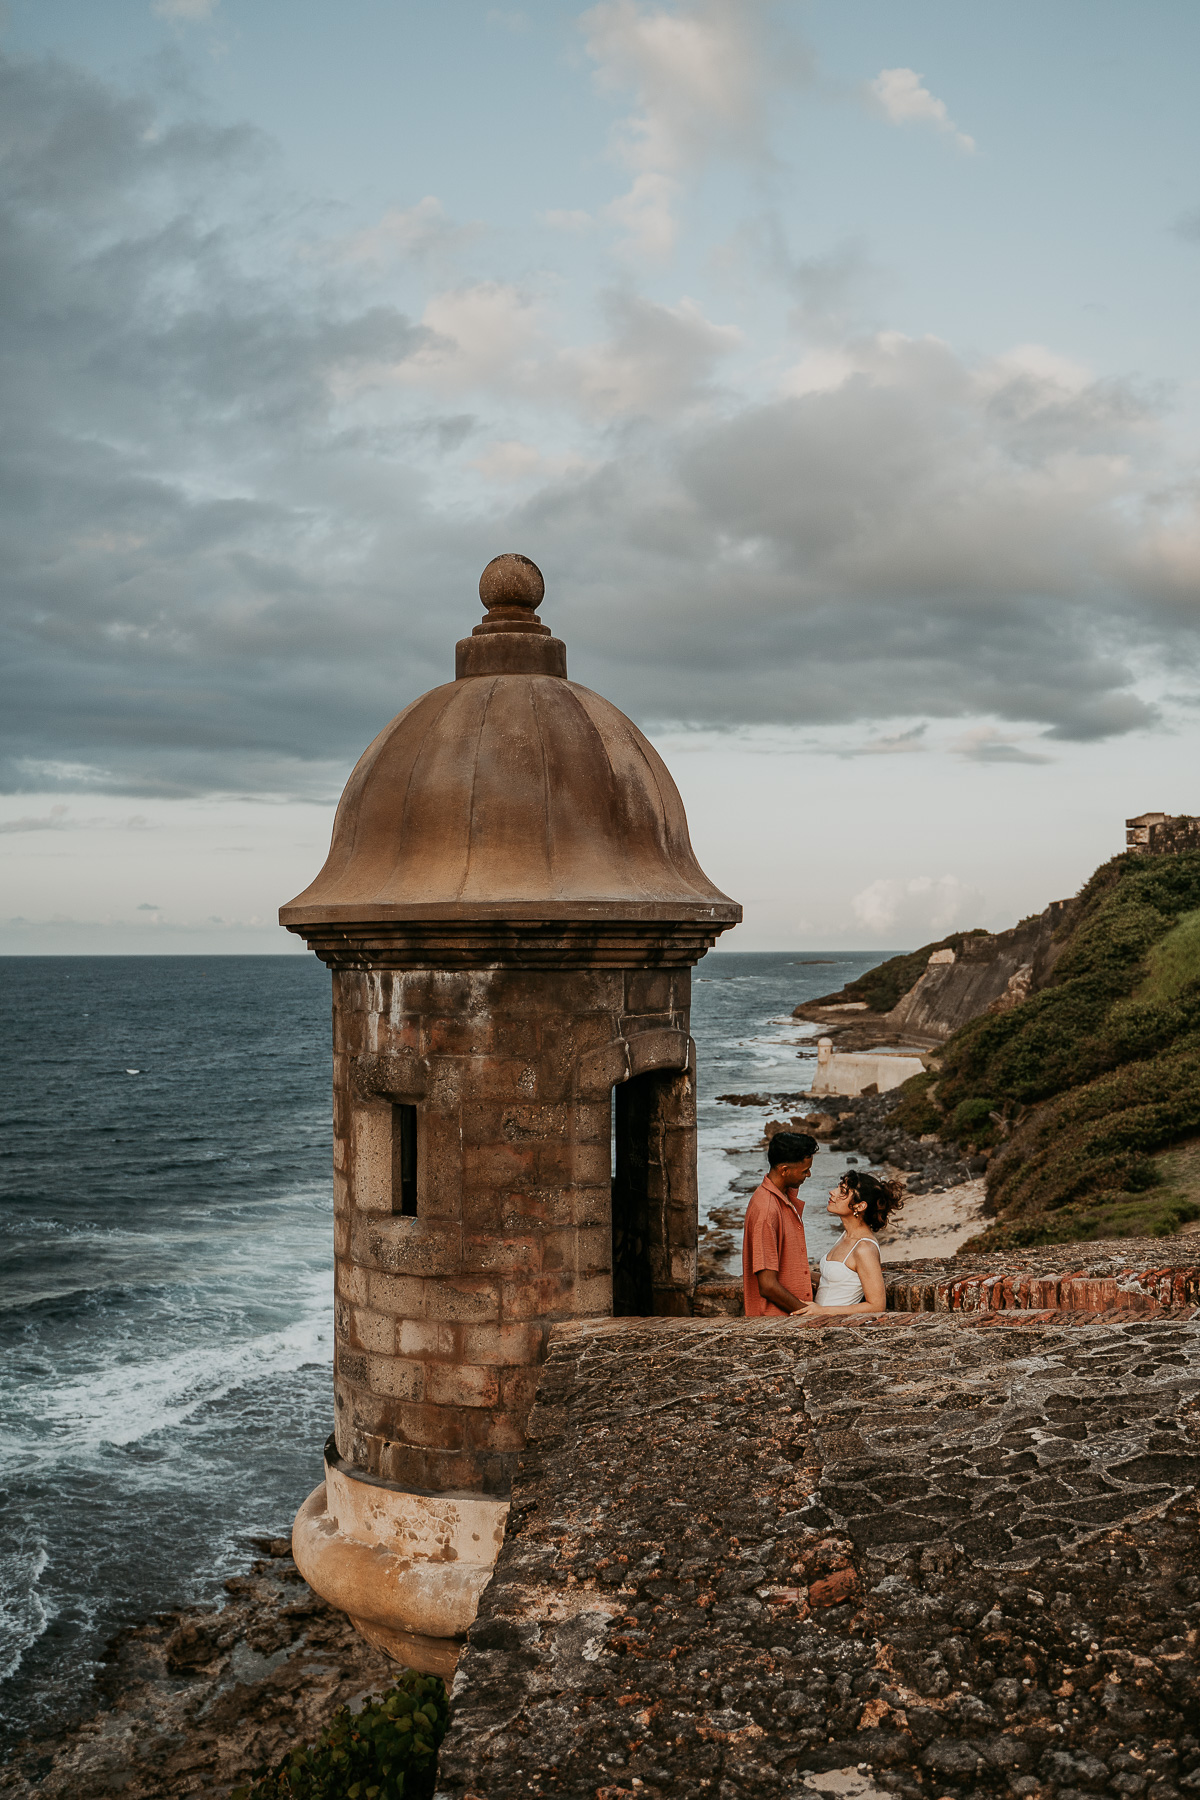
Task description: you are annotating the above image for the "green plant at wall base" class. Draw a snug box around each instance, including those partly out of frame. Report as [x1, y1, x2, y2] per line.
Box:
[230, 1673, 449, 1800]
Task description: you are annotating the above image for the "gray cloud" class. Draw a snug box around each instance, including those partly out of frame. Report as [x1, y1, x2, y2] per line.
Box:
[849, 725, 928, 757]
[0, 807, 71, 832]
[0, 51, 1196, 801]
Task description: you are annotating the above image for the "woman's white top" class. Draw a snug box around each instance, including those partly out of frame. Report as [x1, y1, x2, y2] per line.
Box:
[815, 1237, 880, 1307]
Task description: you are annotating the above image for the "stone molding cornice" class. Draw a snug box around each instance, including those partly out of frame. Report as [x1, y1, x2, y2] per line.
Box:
[285, 916, 732, 970]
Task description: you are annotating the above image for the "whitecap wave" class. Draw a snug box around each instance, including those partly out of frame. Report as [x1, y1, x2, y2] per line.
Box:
[0, 1539, 54, 1685]
[4, 1269, 332, 1461]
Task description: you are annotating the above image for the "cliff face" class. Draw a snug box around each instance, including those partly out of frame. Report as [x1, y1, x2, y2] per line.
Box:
[794, 901, 1078, 1052]
[884, 899, 1074, 1043]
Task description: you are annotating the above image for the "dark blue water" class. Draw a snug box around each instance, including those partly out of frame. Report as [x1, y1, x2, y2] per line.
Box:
[0, 949, 889, 1750]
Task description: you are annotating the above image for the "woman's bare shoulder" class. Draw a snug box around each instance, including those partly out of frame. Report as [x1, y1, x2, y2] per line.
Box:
[848, 1236, 882, 1265]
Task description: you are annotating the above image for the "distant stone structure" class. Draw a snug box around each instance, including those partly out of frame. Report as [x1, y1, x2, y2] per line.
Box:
[809, 1037, 924, 1097]
[1126, 810, 1200, 854]
[280, 553, 740, 1673]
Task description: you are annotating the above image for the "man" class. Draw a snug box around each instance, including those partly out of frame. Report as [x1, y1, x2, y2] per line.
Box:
[742, 1130, 818, 1317]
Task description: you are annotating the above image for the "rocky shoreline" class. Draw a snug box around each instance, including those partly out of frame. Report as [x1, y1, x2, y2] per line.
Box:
[0, 1539, 396, 1799]
[720, 1088, 981, 1196]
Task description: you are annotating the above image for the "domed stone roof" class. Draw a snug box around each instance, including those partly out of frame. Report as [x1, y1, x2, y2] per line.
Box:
[280, 556, 739, 930]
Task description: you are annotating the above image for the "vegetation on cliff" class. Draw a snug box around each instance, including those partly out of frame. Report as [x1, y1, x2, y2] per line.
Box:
[900, 851, 1200, 1246]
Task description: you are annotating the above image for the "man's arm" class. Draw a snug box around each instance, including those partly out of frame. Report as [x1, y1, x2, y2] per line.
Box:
[756, 1269, 805, 1314]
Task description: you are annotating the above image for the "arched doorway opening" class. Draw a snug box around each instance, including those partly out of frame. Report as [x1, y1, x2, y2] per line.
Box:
[611, 1067, 693, 1317]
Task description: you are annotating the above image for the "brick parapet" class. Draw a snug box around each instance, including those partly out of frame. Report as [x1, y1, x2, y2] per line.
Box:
[693, 1248, 1200, 1321]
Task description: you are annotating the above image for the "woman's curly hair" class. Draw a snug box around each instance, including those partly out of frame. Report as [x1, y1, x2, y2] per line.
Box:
[842, 1167, 905, 1233]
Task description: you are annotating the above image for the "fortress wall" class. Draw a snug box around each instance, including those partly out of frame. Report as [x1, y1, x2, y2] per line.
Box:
[438, 1300, 1200, 1800]
[1126, 813, 1200, 855]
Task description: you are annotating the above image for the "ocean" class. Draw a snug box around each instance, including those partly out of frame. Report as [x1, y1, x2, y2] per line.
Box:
[0, 948, 889, 1752]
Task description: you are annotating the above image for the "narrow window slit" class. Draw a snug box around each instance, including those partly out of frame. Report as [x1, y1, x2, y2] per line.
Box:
[392, 1103, 418, 1217]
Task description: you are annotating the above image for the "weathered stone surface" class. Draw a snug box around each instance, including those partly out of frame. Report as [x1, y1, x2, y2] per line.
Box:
[329, 966, 704, 1495]
[1126, 812, 1200, 857]
[0, 1544, 396, 1800]
[438, 1312, 1200, 1799]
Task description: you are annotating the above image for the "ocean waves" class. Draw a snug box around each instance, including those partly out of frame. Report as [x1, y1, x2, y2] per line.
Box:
[5, 1271, 331, 1461]
[0, 948, 889, 1750]
[0, 956, 335, 1747]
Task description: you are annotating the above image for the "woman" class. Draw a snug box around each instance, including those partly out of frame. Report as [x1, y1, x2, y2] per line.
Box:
[795, 1167, 904, 1318]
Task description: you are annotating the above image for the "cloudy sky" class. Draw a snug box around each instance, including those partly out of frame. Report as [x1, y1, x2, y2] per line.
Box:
[3, 0, 1199, 953]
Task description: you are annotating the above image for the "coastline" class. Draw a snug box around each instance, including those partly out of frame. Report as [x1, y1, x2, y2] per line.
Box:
[0, 1540, 395, 1800]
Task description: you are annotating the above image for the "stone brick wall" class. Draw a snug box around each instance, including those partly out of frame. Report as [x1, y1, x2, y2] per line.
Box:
[330, 966, 699, 1496]
[1126, 813, 1200, 855]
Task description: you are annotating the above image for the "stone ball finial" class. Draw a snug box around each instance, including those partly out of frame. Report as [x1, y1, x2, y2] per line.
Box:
[475, 553, 549, 637]
[479, 552, 544, 614]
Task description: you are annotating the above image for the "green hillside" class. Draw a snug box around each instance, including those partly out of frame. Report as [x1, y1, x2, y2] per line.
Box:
[893, 850, 1200, 1247]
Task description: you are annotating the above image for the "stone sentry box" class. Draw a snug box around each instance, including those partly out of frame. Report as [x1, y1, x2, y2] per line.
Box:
[281, 555, 740, 1674]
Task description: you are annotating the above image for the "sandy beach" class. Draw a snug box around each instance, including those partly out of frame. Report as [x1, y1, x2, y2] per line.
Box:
[878, 1175, 989, 1262]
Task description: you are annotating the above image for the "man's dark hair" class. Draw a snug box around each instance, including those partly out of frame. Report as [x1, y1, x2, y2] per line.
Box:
[767, 1131, 818, 1167]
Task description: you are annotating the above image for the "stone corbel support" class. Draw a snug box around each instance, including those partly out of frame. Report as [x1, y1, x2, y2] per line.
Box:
[292, 1445, 510, 1682]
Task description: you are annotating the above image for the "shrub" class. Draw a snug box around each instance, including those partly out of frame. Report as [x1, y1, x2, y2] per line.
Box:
[928, 850, 1200, 1241]
[890, 1071, 941, 1136]
[967, 1191, 1200, 1252]
[945, 1095, 1001, 1149]
[984, 1045, 1200, 1233]
[230, 1672, 449, 1800]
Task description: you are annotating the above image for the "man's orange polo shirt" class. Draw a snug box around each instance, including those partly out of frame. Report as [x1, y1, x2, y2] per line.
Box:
[742, 1177, 813, 1316]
